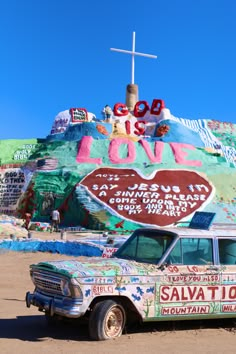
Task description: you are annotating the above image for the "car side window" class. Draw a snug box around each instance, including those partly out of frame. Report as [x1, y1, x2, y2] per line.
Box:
[166, 238, 213, 265]
[182, 238, 213, 265]
[117, 233, 173, 263]
[165, 239, 182, 264]
[218, 239, 236, 265]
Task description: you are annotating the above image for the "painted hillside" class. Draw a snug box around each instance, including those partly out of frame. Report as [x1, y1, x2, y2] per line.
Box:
[0, 98, 235, 231]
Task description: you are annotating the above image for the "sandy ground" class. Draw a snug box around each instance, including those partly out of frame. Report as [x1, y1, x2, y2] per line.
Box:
[1, 232, 236, 353]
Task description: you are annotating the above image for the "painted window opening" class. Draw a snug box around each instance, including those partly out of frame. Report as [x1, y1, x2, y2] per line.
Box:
[166, 238, 213, 265]
[219, 239, 236, 265]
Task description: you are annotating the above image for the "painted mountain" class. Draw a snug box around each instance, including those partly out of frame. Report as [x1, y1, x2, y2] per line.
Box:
[0, 98, 235, 231]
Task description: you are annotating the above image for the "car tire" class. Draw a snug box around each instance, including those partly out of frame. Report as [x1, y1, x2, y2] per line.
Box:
[89, 300, 126, 340]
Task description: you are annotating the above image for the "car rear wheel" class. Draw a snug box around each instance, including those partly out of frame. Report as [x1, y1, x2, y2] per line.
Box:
[89, 300, 126, 340]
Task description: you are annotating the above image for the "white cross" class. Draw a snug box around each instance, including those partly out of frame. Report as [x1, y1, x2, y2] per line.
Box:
[110, 31, 157, 85]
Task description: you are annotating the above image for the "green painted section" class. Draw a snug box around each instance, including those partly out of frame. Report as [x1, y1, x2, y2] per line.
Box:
[0, 117, 235, 230]
[0, 139, 38, 164]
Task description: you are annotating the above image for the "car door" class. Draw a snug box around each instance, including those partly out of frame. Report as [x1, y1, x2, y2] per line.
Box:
[158, 236, 221, 319]
[218, 237, 236, 314]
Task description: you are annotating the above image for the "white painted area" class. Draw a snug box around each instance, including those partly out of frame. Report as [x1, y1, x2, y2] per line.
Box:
[110, 31, 157, 84]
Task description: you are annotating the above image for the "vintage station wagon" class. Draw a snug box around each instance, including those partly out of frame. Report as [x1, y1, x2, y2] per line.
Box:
[26, 225, 236, 340]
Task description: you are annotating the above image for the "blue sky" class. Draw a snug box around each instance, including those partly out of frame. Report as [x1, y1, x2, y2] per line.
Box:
[0, 0, 236, 139]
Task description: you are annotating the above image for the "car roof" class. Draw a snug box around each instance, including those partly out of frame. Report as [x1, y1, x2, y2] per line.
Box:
[135, 224, 236, 238]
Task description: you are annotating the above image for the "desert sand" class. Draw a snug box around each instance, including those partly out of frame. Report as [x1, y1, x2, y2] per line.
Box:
[0, 231, 236, 354]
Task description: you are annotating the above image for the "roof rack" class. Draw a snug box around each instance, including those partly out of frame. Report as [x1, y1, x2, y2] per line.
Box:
[174, 222, 236, 231]
[211, 223, 236, 230]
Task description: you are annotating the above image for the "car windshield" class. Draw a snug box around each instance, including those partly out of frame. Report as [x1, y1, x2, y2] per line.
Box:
[114, 229, 176, 264]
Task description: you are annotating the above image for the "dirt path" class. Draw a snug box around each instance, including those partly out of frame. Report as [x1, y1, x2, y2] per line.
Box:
[1, 251, 236, 354]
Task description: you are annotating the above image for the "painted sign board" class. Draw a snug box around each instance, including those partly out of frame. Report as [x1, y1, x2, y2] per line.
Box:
[79, 167, 215, 227]
[70, 108, 88, 122]
[189, 211, 216, 230]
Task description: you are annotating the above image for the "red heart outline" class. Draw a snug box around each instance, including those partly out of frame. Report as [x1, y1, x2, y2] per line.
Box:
[80, 168, 215, 227]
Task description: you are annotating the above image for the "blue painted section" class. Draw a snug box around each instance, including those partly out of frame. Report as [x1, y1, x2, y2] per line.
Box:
[189, 211, 216, 230]
[47, 122, 112, 141]
[0, 240, 103, 257]
[46, 132, 65, 142]
[147, 120, 205, 146]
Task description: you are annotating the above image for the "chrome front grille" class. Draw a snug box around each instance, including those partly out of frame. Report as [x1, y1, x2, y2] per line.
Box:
[32, 271, 63, 295]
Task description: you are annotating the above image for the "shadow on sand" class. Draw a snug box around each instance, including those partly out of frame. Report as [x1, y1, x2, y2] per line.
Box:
[0, 314, 236, 342]
[0, 315, 90, 342]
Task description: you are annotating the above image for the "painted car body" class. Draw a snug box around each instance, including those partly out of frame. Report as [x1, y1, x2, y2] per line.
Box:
[26, 226, 236, 338]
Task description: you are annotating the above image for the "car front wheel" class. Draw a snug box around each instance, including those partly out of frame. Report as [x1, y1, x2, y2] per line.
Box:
[89, 300, 126, 340]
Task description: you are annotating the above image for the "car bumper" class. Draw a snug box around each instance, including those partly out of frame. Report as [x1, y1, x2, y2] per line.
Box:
[25, 291, 85, 318]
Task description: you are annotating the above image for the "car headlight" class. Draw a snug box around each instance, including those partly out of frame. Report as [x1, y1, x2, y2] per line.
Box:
[71, 278, 83, 298]
[60, 279, 71, 296]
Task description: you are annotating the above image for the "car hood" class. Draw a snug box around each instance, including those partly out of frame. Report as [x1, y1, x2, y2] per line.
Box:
[31, 257, 160, 278]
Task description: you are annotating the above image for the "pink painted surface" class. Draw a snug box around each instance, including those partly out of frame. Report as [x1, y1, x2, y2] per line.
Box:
[170, 143, 202, 167]
[139, 140, 164, 163]
[109, 138, 136, 164]
[76, 136, 102, 164]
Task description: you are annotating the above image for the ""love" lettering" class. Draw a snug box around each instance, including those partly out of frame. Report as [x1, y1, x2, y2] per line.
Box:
[76, 136, 202, 167]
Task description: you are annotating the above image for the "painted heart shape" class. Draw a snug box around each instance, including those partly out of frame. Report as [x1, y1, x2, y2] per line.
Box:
[80, 168, 214, 227]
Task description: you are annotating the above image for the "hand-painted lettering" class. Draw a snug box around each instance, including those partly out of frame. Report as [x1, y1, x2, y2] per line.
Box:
[76, 137, 202, 167]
